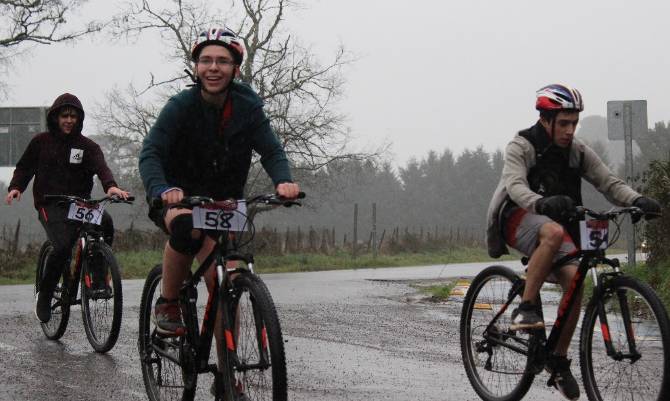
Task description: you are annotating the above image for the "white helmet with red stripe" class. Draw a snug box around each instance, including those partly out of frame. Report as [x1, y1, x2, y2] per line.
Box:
[191, 27, 245, 64]
[535, 84, 584, 112]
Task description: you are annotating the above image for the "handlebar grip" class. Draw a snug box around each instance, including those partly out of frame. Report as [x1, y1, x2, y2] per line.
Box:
[297, 191, 306, 199]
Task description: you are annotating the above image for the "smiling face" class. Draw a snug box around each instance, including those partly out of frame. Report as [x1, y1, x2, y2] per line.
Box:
[195, 44, 237, 98]
[540, 110, 580, 148]
[57, 107, 80, 135]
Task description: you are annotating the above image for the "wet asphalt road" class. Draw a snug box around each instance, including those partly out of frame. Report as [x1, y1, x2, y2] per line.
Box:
[0, 260, 573, 401]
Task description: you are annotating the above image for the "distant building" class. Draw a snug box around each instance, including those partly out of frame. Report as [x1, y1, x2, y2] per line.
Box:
[0, 107, 48, 185]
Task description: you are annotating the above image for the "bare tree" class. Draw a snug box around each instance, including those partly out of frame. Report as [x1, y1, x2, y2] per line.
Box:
[96, 0, 379, 194]
[0, 0, 103, 97]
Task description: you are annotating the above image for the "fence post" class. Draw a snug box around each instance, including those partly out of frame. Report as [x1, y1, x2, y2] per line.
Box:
[372, 202, 377, 258]
[353, 203, 358, 258]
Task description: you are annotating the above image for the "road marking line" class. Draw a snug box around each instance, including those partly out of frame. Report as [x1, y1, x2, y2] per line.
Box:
[0, 342, 17, 351]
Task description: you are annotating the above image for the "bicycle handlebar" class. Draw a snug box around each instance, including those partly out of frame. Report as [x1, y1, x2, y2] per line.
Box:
[153, 192, 306, 210]
[575, 205, 658, 221]
[45, 194, 135, 206]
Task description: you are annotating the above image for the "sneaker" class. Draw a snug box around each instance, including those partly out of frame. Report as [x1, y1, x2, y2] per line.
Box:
[152, 297, 185, 336]
[510, 301, 545, 330]
[35, 291, 52, 323]
[210, 380, 249, 400]
[546, 355, 580, 400]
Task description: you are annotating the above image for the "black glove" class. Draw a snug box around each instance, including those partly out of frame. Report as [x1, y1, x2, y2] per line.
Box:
[632, 196, 661, 222]
[535, 195, 576, 222]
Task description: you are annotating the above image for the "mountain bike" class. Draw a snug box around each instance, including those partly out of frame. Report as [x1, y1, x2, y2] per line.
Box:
[138, 193, 303, 401]
[35, 194, 133, 353]
[460, 206, 670, 401]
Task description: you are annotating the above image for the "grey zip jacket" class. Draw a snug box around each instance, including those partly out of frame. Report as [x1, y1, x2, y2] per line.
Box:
[486, 132, 642, 258]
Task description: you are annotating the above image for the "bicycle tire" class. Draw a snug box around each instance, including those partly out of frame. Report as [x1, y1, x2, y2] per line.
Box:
[138, 264, 196, 401]
[36, 240, 71, 340]
[460, 265, 535, 401]
[80, 242, 123, 353]
[580, 275, 670, 401]
[219, 272, 287, 401]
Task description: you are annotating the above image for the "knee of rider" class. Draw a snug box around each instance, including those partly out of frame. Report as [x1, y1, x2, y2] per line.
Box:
[102, 217, 115, 246]
[168, 214, 204, 255]
[539, 223, 564, 250]
[49, 245, 71, 265]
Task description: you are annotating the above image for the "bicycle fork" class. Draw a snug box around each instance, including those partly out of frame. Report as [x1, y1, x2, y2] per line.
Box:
[595, 287, 641, 362]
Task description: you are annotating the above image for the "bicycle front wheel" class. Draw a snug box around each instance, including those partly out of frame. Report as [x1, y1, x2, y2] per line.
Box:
[138, 264, 196, 401]
[81, 243, 123, 353]
[580, 275, 670, 401]
[36, 241, 71, 340]
[222, 272, 287, 401]
[460, 265, 535, 401]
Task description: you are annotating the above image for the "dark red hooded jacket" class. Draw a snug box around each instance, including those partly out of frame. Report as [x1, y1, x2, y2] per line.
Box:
[8, 93, 118, 209]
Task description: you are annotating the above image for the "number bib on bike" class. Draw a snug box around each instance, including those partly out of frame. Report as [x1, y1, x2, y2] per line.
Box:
[67, 202, 104, 225]
[192, 201, 248, 231]
[579, 219, 608, 250]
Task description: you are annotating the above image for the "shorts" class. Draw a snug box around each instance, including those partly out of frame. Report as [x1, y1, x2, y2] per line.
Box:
[502, 206, 578, 268]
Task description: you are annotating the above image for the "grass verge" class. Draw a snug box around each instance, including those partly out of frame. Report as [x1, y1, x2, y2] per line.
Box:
[422, 261, 670, 310]
[0, 247, 515, 285]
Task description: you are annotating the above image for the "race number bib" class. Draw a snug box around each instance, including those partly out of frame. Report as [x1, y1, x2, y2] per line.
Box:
[67, 202, 104, 225]
[579, 219, 609, 250]
[192, 201, 248, 231]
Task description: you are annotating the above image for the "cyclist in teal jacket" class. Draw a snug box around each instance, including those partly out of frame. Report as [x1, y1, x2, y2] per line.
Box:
[138, 27, 300, 337]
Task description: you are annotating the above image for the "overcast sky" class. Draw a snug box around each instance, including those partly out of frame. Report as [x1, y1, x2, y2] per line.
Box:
[2, 0, 669, 167]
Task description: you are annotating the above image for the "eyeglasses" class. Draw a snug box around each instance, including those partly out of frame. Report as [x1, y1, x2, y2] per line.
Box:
[197, 57, 236, 67]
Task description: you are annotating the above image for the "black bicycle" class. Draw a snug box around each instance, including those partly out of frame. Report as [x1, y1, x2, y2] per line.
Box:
[138, 193, 303, 401]
[35, 194, 133, 353]
[460, 206, 670, 401]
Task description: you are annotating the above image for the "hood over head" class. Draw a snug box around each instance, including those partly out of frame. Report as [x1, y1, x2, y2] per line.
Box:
[47, 93, 85, 135]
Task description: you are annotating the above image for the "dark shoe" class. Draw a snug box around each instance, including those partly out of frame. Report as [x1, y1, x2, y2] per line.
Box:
[152, 297, 185, 336]
[510, 301, 544, 330]
[546, 355, 580, 400]
[87, 286, 113, 300]
[35, 291, 52, 323]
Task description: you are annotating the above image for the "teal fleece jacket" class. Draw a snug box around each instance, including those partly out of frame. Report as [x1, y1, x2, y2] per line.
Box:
[139, 82, 292, 200]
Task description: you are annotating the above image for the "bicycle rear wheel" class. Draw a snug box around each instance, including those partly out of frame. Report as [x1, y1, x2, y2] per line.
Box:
[36, 241, 71, 340]
[81, 243, 123, 353]
[460, 265, 535, 401]
[138, 264, 196, 401]
[220, 272, 287, 401]
[580, 275, 670, 401]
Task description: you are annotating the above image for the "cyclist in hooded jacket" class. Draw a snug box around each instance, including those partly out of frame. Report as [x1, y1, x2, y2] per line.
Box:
[5, 93, 129, 323]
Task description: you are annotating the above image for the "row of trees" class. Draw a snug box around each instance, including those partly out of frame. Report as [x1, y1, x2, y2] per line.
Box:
[3, 0, 670, 260]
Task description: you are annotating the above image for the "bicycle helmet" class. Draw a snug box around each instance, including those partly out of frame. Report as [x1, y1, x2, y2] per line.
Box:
[191, 27, 245, 65]
[535, 84, 584, 112]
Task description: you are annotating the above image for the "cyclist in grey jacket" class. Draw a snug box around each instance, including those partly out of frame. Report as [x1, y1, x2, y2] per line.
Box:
[485, 84, 660, 401]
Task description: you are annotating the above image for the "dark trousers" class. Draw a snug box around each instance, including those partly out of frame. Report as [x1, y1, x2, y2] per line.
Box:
[37, 203, 114, 294]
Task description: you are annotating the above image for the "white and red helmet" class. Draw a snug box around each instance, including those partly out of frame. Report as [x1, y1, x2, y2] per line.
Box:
[535, 84, 584, 112]
[191, 27, 245, 64]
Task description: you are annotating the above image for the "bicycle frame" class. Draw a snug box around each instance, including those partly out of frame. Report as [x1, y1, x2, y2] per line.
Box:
[52, 218, 108, 309]
[482, 248, 637, 362]
[151, 231, 255, 375]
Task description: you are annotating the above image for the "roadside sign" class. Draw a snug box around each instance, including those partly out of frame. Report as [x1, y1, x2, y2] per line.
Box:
[607, 100, 647, 140]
